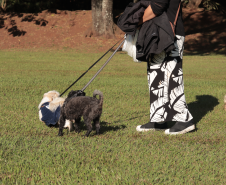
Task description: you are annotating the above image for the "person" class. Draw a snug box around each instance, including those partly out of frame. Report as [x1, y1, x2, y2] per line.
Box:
[134, 0, 195, 135]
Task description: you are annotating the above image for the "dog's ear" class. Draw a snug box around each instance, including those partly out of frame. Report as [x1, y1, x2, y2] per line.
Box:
[43, 93, 54, 101]
[49, 91, 60, 99]
[78, 91, 86, 96]
[68, 90, 76, 98]
[67, 90, 85, 99]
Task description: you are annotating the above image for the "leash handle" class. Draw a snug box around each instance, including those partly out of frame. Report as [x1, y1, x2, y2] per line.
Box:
[81, 39, 125, 92]
[60, 37, 124, 97]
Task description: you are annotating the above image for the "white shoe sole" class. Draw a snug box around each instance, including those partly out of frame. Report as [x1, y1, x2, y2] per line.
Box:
[165, 125, 195, 135]
[136, 125, 165, 132]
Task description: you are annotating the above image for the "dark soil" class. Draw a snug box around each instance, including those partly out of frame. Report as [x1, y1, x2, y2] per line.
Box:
[0, 8, 225, 54]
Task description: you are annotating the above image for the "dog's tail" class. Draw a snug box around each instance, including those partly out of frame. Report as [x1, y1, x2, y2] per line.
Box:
[93, 90, 103, 106]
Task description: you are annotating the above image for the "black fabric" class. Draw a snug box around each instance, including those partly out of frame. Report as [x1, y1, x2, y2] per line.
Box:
[117, 1, 175, 62]
[136, 20, 159, 61]
[169, 120, 194, 132]
[117, 1, 150, 36]
[166, 0, 185, 36]
[141, 0, 185, 36]
[141, 122, 168, 129]
[149, 0, 169, 16]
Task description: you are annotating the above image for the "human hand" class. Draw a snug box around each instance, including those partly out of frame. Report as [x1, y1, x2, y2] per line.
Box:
[138, 5, 156, 25]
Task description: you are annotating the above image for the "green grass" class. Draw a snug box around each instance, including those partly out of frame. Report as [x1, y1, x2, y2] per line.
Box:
[0, 50, 226, 184]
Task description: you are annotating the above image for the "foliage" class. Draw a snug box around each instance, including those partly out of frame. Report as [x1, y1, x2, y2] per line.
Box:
[203, 0, 220, 10]
[0, 50, 226, 184]
[182, 0, 222, 11]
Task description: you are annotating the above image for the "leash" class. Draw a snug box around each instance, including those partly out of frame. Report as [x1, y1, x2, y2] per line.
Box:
[60, 37, 125, 97]
[81, 39, 125, 92]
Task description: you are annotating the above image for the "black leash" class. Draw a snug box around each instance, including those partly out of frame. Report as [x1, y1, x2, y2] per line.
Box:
[60, 37, 125, 97]
[81, 39, 125, 92]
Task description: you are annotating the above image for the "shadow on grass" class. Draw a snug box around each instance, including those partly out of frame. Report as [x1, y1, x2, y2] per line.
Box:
[188, 95, 219, 125]
[112, 114, 149, 124]
[53, 121, 126, 135]
[167, 95, 219, 130]
[99, 121, 126, 134]
[183, 50, 226, 56]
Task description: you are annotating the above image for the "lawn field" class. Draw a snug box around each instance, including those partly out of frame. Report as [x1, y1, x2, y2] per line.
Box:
[0, 50, 226, 184]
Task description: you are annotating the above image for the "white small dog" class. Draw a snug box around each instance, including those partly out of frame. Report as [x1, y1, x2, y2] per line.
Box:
[38, 90, 73, 131]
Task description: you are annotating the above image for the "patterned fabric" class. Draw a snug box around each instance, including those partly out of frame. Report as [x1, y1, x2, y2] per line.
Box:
[147, 35, 193, 122]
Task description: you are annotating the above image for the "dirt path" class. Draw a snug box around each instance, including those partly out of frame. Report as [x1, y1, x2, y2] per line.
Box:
[0, 9, 226, 54]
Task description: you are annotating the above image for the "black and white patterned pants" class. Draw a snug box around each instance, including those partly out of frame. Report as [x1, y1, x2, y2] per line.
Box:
[147, 35, 193, 122]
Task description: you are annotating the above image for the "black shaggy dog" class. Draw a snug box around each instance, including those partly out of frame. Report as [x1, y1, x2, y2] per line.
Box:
[58, 90, 103, 137]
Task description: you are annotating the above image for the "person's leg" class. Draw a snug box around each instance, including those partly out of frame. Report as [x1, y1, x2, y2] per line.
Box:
[137, 36, 195, 134]
[136, 51, 169, 132]
[164, 35, 195, 135]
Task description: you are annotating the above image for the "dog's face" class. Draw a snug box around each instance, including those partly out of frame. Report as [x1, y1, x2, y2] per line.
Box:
[39, 90, 60, 110]
[43, 90, 60, 101]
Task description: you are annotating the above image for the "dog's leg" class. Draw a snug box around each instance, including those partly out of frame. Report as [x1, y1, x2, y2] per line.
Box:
[74, 118, 81, 133]
[84, 117, 92, 137]
[93, 117, 100, 135]
[58, 114, 65, 136]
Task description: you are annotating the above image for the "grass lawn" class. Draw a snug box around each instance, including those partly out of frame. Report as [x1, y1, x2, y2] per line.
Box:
[0, 50, 226, 184]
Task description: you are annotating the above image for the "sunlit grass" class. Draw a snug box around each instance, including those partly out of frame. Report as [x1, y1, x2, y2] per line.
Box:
[0, 50, 226, 184]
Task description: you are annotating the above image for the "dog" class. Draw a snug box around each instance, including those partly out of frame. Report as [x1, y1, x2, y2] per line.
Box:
[58, 90, 103, 137]
[38, 90, 73, 131]
[224, 95, 226, 111]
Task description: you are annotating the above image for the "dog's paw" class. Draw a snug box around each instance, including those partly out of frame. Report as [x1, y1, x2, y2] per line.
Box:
[75, 130, 81, 134]
[58, 132, 63, 136]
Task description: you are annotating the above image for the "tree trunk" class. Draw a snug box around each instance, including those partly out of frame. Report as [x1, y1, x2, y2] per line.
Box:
[85, 0, 114, 38]
[102, 0, 114, 38]
[187, 0, 203, 9]
[1, 0, 7, 11]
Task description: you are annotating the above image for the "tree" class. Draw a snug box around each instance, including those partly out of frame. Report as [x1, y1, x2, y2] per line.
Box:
[185, 0, 223, 10]
[85, 0, 114, 38]
[187, 0, 203, 9]
[1, 0, 7, 11]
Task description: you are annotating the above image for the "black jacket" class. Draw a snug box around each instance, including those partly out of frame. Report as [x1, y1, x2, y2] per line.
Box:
[117, 1, 175, 62]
